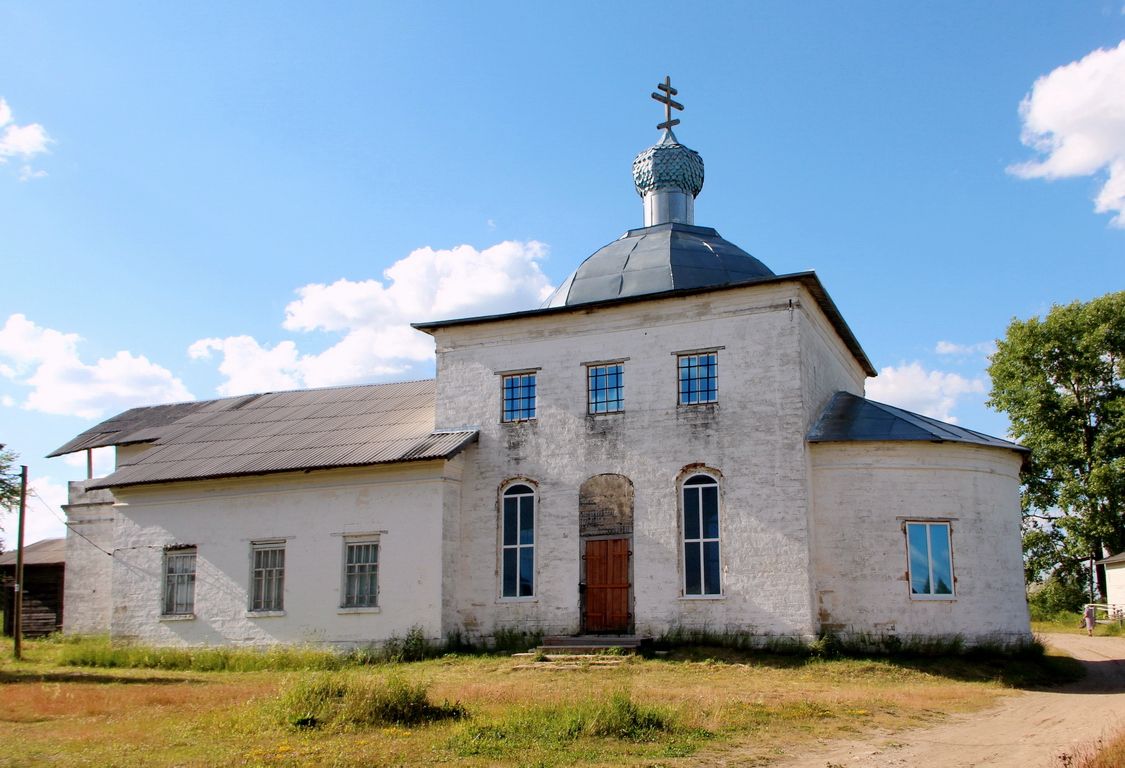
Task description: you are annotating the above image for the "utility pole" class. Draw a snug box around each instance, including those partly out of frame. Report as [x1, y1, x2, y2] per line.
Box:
[13, 465, 27, 660]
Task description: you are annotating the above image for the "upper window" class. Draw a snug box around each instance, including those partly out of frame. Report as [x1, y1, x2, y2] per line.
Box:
[906, 522, 955, 598]
[678, 352, 718, 405]
[502, 372, 537, 422]
[163, 547, 197, 616]
[501, 483, 535, 598]
[343, 537, 379, 608]
[682, 474, 721, 596]
[250, 542, 285, 612]
[588, 363, 624, 414]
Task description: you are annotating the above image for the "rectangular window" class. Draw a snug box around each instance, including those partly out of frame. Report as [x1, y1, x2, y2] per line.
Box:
[162, 547, 196, 616]
[251, 542, 285, 612]
[343, 538, 379, 608]
[683, 476, 721, 596]
[502, 372, 537, 422]
[678, 352, 718, 404]
[906, 522, 955, 598]
[587, 363, 624, 414]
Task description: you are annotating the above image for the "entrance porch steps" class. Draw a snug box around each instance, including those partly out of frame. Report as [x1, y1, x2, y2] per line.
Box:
[535, 635, 650, 656]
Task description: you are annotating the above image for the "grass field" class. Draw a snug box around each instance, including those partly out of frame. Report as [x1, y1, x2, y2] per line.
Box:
[0, 635, 1083, 768]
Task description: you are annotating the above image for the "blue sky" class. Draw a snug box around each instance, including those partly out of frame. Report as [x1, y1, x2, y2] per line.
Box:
[1, 2, 1123, 544]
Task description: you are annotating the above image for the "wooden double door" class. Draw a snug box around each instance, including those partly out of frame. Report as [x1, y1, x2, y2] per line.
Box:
[582, 537, 631, 633]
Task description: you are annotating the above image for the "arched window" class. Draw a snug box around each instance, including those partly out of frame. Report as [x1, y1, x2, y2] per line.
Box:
[501, 483, 536, 598]
[682, 474, 721, 596]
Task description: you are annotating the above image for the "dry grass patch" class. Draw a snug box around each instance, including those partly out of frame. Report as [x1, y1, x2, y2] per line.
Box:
[0, 638, 1084, 767]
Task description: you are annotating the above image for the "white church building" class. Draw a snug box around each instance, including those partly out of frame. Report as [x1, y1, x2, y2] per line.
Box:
[52, 84, 1032, 649]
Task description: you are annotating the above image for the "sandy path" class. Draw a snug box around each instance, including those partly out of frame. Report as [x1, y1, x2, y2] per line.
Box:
[771, 633, 1125, 768]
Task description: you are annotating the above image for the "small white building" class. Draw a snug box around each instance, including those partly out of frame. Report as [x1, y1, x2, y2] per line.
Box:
[52, 93, 1032, 649]
[1099, 552, 1125, 610]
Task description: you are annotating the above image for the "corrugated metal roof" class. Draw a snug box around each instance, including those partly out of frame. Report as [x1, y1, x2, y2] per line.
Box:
[47, 401, 211, 457]
[807, 392, 1029, 454]
[0, 537, 66, 566]
[56, 380, 478, 490]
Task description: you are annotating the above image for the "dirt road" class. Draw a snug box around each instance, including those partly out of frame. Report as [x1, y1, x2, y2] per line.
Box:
[773, 633, 1125, 768]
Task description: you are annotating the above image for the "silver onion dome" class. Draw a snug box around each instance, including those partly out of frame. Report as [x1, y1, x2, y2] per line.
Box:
[632, 129, 704, 227]
[632, 128, 705, 197]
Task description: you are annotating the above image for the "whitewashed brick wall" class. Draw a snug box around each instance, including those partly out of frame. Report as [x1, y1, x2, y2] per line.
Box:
[431, 281, 865, 641]
[810, 442, 1031, 644]
[106, 460, 460, 647]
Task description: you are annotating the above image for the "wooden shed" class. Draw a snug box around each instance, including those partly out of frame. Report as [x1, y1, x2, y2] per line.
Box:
[1, 537, 65, 637]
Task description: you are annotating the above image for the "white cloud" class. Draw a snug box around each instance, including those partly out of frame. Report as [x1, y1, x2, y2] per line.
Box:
[18, 165, 47, 182]
[0, 98, 51, 178]
[865, 361, 986, 424]
[1009, 41, 1125, 227]
[62, 445, 115, 477]
[196, 240, 554, 395]
[934, 340, 995, 356]
[0, 314, 193, 419]
[0, 475, 69, 547]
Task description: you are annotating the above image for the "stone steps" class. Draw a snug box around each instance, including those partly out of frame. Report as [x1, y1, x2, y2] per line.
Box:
[533, 634, 649, 655]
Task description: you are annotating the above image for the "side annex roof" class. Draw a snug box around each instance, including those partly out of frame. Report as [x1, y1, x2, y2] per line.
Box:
[808, 391, 1028, 454]
[47, 380, 478, 490]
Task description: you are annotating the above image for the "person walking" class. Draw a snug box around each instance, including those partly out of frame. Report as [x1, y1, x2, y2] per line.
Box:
[1082, 604, 1097, 637]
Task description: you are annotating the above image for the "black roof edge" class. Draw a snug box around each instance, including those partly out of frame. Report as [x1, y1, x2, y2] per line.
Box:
[412, 271, 876, 377]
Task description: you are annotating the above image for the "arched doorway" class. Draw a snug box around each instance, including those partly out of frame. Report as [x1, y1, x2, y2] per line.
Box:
[579, 474, 633, 633]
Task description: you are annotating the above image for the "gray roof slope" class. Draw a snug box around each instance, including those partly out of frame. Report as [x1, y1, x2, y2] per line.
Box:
[52, 380, 476, 490]
[0, 537, 66, 566]
[48, 401, 212, 457]
[541, 223, 775, 308]
[808, 391, 1028, 454]
[1098, 552, 1125, 566]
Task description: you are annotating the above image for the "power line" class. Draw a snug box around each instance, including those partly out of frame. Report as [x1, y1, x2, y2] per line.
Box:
[26, 488, 114, 558]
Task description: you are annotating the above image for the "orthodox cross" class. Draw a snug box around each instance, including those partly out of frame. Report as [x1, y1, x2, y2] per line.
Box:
[651, 76, 683, 131]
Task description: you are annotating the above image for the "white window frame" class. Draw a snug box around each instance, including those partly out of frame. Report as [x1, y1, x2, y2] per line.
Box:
[905, 521, 956, 600]
[249, 541, 285, 613]
[501, 371, 537, 422]
[500, 482, 536, 599]
[162, 546, 197, 617]
[681, 473, 722, 597]
[341, 536, 380, 609]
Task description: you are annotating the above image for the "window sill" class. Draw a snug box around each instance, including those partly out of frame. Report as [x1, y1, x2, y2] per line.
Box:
[496, 597, 537, 604]
[338, 606, 381, 614]
[159, 613, 196, 621]
[246, 610, 286, 618]
[909, 594, 956, 601]
[678, 594, 725, 601]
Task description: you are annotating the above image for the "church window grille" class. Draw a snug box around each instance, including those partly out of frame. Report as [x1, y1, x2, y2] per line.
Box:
[162, 547, 196, 616]
[502, 372, 537, 422]
[501, 483, 535, 598]
[905, 522, 955, 598]
[682, 474, 721, 596]
[678, 352, 718, 404]
[588, 363, 624, 414]
[250, 542, 285, 612]
[343, 538, 379, 608]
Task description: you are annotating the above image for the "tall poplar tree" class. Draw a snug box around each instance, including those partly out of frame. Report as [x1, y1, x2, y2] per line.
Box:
[987, 291, 1125, 600]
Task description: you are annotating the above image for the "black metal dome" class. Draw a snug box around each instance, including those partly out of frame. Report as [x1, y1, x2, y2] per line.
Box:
[542, 222, 774, 308]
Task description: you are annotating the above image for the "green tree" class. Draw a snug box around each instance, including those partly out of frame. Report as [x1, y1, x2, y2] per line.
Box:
[0, 445, 23, 550]
[987, 291, 1125, 601]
